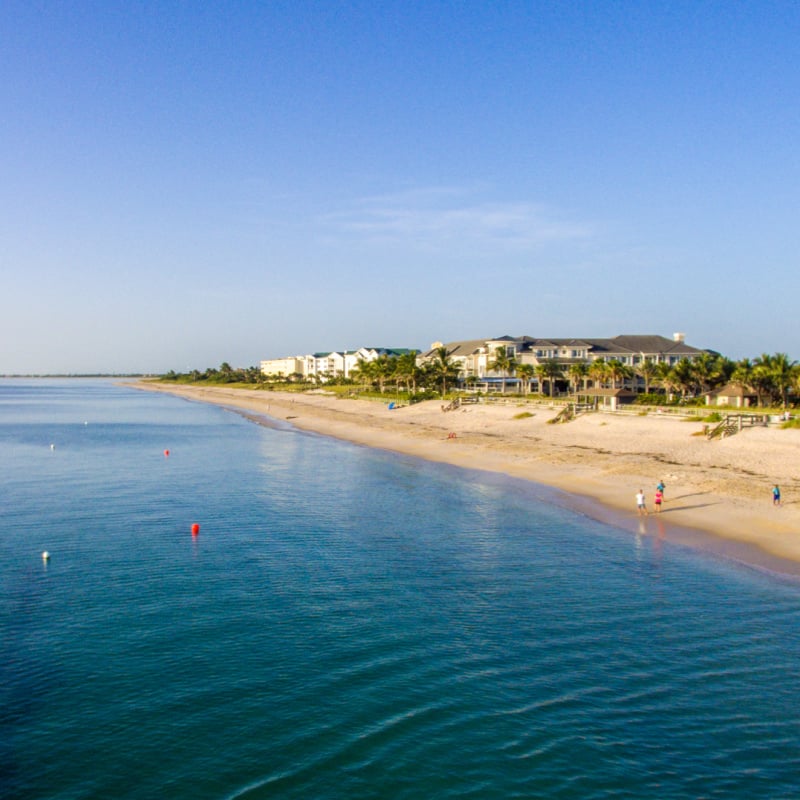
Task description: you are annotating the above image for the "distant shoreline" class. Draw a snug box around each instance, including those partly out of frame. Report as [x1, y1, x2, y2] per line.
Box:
[1, 374, 151, 379]
[136, 382, 800, 578]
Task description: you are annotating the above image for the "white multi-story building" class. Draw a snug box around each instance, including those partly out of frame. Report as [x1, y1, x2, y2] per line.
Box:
[258, 356, 308, 380]
[261, 347, 411, 381]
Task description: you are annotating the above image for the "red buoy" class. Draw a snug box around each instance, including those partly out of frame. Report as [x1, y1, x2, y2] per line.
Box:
[191, 523, 200, 536]
[164, 449, 170, 457]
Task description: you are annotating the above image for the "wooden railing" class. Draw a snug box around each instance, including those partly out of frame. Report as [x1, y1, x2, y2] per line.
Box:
[706, 414, 769, 439]
[549, 404, 576, 424]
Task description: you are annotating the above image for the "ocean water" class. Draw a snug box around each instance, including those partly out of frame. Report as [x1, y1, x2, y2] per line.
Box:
[2, 379, 800, 800]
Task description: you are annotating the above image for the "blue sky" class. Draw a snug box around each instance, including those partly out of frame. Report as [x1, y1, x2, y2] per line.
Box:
[2, 1, 799, 373]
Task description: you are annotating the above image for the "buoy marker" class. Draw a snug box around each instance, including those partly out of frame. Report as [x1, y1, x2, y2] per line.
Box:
[42, 551, 50, 561]
[191, 523, 200, 536]
[164, 449, 170, 457]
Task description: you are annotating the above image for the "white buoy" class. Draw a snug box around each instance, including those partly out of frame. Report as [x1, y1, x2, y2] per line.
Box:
[50, 444, 55, 451]
[42, 551, 50, 561]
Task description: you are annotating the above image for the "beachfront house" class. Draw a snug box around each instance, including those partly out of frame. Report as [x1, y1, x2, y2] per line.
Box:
[580, 387, 638, 411]
[705, 383, 759, 408]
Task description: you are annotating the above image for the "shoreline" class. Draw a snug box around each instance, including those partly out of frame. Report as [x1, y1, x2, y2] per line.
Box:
[136, 382, 800, 577]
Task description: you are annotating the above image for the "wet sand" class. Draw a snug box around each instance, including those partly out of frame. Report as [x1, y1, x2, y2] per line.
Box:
[137, 383, 800, 576]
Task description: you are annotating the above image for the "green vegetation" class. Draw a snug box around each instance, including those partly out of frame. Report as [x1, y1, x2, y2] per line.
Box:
[159, 363, 264, 385]
[513, 411, 534, 420]
[633, 393, 672, 406]
[624, 352, 800, 410]
[159, 351, 455, 405]
[159, 350, 800, 410]
[536, 359, 563, 398]
[682, 412, 716, 422]
[489, 346, 518, 395]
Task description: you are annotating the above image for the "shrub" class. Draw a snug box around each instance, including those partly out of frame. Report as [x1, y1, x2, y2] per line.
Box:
[634, 393, 670, 405]
[409, 390, 438, 404]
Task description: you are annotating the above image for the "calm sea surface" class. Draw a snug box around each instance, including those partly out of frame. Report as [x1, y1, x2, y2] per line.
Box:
[2, 379, 800, 799]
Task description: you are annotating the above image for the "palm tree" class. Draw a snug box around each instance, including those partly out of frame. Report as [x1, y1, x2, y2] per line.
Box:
[536, 359, 563, 398]
[429, 346, 460, 398]
[653, 361, 678, 400]
[395, 351, 420, 394]
[351, 358, 377, 391]
[606, 359, 631, 390]
[516, 363, 534, 396]
[568, 362, 589, 395]
[636, 358, 659, 394]
[751, 354, 776, 407]
[371, 354, 394, 394]
[489, 346, 518, 394]
[731, 358, 754, 390]
[717, 356, 737, 387]
[670, 358, 696, 399]
[765, 352, 798, 408]
[588, 359, 610, 389]
[690, 352, 729, 395]
[243, 366, 262, 384]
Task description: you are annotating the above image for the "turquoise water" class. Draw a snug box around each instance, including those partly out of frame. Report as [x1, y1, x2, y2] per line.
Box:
[2, 379, 800, 799]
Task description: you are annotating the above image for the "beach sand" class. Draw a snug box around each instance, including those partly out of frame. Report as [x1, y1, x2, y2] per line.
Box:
[137, 383, 800, 576]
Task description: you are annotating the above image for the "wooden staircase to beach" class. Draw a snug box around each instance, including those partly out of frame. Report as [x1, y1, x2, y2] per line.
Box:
[706, 414, 768, 440]
[549, 404, 576, 424]
[549, 402, 595, 424]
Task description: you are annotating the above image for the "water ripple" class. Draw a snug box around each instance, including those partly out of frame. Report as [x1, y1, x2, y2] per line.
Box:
[4, 381, 800, 799]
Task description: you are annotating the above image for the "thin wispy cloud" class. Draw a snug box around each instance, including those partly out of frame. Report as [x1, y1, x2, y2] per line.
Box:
[321, 188, 592, 253]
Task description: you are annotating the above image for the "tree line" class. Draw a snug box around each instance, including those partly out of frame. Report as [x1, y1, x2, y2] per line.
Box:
[161, 350, 800, 408]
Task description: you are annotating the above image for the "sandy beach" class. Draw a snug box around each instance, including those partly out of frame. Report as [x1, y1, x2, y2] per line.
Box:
[138, 383, 800, 576]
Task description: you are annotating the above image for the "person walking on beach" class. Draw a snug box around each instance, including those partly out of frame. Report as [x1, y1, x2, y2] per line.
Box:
[773, 485, 781, 506]
[654, 487, 663, 513]
[657, 479, 665, 502]
[636, 489, 648, 516]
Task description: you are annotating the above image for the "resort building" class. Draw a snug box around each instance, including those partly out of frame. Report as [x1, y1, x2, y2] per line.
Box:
[418, 333, 706, 393]
[261, 333, 708, 393]
[258, 356, 308, 381]
[261, 347, 411, 382]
